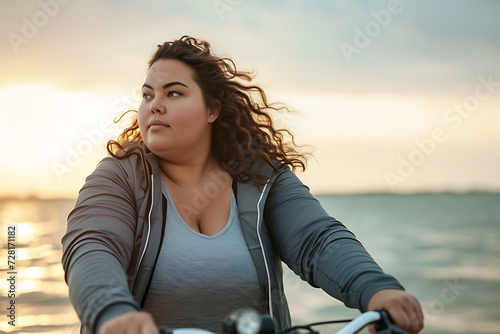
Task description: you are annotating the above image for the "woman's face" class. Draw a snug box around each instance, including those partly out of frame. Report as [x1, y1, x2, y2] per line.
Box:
[138, 58, 219, 160]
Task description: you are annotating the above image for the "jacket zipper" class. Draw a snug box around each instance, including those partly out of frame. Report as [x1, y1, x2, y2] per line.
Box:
[137, 173, 274, 317]
[136, 174, 154, 273]
[256, 181, 273, 318]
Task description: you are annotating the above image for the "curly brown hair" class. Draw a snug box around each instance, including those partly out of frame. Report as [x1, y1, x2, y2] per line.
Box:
[107, 35, 308, 186]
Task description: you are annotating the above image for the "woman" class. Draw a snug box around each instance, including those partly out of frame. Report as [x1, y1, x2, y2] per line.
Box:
[62, 36, 423, 334]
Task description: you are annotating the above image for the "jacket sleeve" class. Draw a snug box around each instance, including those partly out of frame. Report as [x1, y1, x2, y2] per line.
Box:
[264, 168, 404, 312]
[61, 157, 142, 333]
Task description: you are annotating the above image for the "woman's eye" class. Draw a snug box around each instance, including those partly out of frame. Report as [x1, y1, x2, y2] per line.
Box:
[167, 91, 181, 97]
[142, 92, 152, 99]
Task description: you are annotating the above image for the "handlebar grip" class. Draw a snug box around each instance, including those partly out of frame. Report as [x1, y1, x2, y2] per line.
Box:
[375, 310, 409, 334]
[159, 327, 171, 334]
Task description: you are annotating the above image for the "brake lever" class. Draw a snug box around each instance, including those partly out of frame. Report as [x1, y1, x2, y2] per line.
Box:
[375, 311, 409, 334]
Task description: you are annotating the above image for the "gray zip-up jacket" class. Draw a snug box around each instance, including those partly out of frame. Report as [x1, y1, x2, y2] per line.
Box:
[61, 145, 404, 333]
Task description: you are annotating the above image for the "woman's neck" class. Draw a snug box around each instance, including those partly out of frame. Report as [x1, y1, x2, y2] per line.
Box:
[158, 153, 221, 187]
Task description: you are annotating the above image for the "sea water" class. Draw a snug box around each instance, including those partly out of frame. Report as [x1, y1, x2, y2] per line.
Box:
[0, 193, 498, 334]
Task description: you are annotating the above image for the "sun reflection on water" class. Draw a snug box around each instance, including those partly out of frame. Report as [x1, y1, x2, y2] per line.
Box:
[0, 199, 80, 334]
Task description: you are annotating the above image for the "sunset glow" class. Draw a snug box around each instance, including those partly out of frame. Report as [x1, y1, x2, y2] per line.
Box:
[1, 1, 499, 198]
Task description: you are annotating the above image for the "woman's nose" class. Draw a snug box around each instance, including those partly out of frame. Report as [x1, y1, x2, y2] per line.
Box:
[150, 97, 166, 114]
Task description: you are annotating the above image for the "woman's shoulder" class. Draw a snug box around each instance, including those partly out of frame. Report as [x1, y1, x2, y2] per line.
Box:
[248, 158, 288, 179]
[99, 142, 152, 168]
[97, 152, 143, 173]
[93, 142, 154, 187]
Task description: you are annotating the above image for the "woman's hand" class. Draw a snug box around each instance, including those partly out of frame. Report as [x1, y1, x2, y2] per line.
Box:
[367, 289, 424, 334]
[98, 311, 159, 334]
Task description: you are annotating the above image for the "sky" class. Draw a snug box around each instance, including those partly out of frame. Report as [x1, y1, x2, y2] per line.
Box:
[0, 0, 499, 198]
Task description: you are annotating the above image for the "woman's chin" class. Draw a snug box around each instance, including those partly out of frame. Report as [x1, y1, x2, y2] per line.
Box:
[144, 140, 173, 155]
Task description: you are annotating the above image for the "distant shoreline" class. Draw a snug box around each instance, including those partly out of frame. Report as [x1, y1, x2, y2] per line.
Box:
[314, 190, 500, 196]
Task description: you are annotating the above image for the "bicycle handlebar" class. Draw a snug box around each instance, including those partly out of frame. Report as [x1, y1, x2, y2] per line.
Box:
[160, 329, 215, 334]
[158, 309, 408, 334]
[335, 311, 381, 334]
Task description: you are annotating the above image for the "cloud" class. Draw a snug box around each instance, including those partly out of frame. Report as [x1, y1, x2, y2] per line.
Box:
[1, 0, 498, 96]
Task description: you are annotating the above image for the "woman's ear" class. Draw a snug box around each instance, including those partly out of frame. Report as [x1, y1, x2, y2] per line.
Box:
[208, 100, 221, 123]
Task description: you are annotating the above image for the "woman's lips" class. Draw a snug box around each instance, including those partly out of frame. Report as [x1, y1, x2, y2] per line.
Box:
[149, 119, 169, 129]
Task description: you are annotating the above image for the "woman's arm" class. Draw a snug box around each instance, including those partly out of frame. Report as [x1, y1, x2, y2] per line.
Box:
[264, 168, 404, 310]
[61, 157, 143, 333]
[264, 168, 423, 332]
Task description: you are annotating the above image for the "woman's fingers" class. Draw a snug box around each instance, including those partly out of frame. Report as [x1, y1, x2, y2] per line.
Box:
[99, 311, 159, 334]
[367, 289, 424, 334]
[408, 296, 424, 333]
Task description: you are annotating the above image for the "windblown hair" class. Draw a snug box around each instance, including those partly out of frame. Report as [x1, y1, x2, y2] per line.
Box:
[107, 35, 308, 186]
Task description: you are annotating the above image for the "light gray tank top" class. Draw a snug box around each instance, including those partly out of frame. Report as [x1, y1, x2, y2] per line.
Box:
[142, 180, 266, 333]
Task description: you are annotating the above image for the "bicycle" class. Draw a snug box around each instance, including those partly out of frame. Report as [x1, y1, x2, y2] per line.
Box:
[158, 309, 408, 334]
